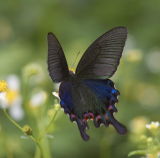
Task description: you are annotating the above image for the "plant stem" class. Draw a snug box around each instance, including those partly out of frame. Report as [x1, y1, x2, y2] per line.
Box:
[39, 106, 60, 141]
[3, 109, 44, 158]
[30, 136, 44, 157]
[3, 109, 23, 131]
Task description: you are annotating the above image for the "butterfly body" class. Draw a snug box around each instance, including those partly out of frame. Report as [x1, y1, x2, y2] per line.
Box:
[47, 27, 128, 140]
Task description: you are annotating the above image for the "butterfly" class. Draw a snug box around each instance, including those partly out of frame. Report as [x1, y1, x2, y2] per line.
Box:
[47, 26, 127, 141]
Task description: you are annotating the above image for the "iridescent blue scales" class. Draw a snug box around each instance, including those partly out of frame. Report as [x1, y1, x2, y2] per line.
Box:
[47, 26, 128, 141]
[59, 76, 127, 140]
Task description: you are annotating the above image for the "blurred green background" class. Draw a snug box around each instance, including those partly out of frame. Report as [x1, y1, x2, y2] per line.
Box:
[0, 0, 160, 158]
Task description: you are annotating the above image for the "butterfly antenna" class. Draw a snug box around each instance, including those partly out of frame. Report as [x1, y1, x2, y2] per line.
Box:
[71, 51, 81, 70]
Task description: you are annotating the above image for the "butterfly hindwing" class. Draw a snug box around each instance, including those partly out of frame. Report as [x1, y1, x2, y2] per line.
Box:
[59, 78, 127, 141]
[48, 33, 69, 82]
[75, 27, 127, 79]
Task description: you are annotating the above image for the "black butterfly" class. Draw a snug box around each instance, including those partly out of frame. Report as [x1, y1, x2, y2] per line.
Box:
[47, 27, 127, 141]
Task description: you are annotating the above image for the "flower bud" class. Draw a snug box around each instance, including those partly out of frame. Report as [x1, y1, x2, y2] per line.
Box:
[22, 125, 32, 135]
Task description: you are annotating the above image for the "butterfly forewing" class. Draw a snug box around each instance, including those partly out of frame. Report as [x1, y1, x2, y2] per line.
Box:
[75, 27, 127, 79]
[47, 33, 69, 82]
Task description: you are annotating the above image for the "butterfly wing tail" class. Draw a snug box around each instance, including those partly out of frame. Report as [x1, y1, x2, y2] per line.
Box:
[76, 119, 90, 141]
[107, 111, 127, 134]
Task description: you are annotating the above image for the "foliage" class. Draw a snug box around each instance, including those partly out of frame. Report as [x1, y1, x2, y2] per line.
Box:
[129, 122, 160, 158]
[0, 0, 160, 158]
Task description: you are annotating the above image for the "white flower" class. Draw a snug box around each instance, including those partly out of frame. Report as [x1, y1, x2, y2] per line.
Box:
[9, 100, 24, 121]
[0, 92, 8, 108]
[30, 91, 47, 107]
[0, 75, 24, 120]
[7, 75, 20, 91]
[146, 121, 160, 129]
[0, 80, 8, 108]
[52, 91, 59, 99]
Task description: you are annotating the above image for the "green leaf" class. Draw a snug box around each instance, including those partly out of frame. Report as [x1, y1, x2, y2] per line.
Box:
[128, 150, 147, 157]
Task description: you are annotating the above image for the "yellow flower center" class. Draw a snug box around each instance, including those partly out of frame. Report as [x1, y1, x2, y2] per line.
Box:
[0, 80, 8, 92]
[6, 90, 18, 104]
[149, 123, 159, 129]
[146, 121, 159, 130]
